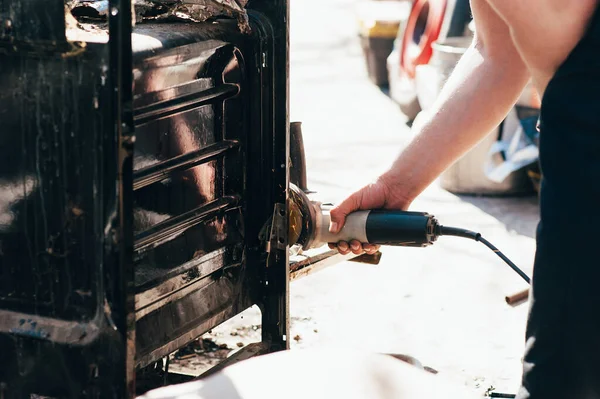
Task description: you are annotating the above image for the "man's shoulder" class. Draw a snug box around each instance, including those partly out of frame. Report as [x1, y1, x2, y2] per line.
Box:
[483, 0, 598, 21]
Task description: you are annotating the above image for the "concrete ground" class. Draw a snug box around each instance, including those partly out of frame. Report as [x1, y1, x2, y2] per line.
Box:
[173, 0, 541, 396]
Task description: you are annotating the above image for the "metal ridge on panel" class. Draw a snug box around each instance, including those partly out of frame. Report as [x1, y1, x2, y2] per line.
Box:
[135, 291, 237, 369]
[133, 140, 239, 190]
[134, 84, 239, 126]
[134, 196, 239, 253]
[135, 267, 229, 321]
[135, 248, 228, 306]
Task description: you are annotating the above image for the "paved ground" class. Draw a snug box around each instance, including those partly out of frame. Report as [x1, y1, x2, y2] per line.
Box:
[173, 0, 541, 396]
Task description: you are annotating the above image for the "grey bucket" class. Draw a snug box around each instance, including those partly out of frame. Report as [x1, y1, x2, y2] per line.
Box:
[429, 36, 472, 84]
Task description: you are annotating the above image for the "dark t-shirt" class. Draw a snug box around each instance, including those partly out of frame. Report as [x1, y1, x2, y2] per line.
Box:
[517, 5, 600, 399]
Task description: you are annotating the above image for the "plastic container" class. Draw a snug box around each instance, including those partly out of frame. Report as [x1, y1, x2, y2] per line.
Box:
[357, 1, 412, 86]
[361, 35, 397, 85]
[400, 0, 448, 79]
[387, 18, 422, 120]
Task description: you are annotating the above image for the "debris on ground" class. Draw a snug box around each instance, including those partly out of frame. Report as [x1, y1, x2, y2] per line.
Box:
[167, 314, 321, 375]
[173, 337, 230, 360]
[169, 337, 233, 374]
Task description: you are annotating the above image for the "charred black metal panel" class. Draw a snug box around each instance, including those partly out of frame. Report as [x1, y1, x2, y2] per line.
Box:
[0, 0, 66, 43]
[128, 23, 251, 370]
[0, 54, 107, 320]
[0, 39, 126, 399]
[0, 0, 134, 396]
[0, 0, 290, 397]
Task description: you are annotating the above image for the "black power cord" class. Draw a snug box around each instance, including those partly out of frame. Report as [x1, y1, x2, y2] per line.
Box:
[323, 210, 531, 285]
[437, 226, 531, 285]
[440, 226, 524, 399]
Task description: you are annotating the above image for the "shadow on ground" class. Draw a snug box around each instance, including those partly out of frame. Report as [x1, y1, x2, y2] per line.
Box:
[457, 194, 540, 239]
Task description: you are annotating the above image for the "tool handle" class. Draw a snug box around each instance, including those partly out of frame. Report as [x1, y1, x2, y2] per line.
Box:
[505, 288, 529, 307]
[316, 210, 438, 247]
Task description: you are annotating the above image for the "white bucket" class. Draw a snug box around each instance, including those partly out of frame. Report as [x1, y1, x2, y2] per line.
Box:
[424, 37, 534, 195]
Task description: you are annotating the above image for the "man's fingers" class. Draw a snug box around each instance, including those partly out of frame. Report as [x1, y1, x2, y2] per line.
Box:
[336, 241, 350, 255]
[329, 241, 357, 255]
[329, 182, 391, 234]
[349, 240, 361, 251]
[328, 192, 362, 234]
[363, 244, 379, 254]
[330, 241, 378, 255]
[349, 240, 364, 255]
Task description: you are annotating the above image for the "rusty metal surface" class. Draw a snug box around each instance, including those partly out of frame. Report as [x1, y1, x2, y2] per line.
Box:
[137, 0, 250, 32]
[68, 0, 251, 32]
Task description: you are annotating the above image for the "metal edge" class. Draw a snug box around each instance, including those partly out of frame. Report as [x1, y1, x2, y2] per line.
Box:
[290, 249, 382, 282]
[0, 309, 101, 345]
[135, 303, 238, 369]
[195, 342, 270, 380]
[108, 0, 136, 394]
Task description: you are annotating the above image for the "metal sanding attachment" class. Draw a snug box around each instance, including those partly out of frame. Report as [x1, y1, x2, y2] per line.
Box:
[288, 184, 316, 250]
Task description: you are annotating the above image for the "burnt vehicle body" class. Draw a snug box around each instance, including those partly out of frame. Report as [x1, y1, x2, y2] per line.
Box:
[0, 0, 294, 397]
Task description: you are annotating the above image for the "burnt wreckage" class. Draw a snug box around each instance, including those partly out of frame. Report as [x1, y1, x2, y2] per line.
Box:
[0, 0, 360, 397]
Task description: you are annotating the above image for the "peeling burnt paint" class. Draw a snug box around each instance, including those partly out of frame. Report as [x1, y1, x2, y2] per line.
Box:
[67, 0, 251, 33]
[9, 319, 50, 340]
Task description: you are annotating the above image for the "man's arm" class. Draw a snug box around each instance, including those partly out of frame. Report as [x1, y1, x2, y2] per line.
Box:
[378, 0, 530, 202]
[328, 0, 531, 246]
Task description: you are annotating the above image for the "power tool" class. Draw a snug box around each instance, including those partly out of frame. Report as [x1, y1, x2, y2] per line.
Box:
[287, 184, 530, 284]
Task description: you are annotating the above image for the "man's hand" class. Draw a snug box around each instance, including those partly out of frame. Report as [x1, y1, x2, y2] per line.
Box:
[327, 177, 412, 256]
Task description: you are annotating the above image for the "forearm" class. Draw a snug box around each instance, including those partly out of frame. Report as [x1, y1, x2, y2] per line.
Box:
[381, 41, 530, 202]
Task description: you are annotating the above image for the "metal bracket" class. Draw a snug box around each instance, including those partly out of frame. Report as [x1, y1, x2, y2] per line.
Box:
[265, 203, 287, 253]
[258, 204, 288, 253]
